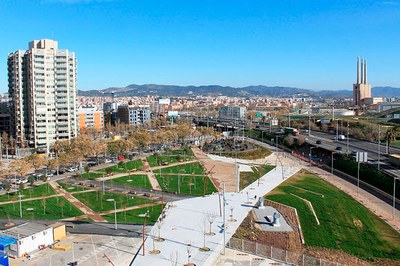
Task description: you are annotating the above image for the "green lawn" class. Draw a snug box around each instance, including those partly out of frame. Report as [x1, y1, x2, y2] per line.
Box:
[96, 159, 143, 173]
[220, 147, 271, 160]
[147, 154, 194, 167]
[0, 196, 83, 220]
[265, 171, 400, 262]
[240, 165, 274, 190]
[108, 175, 152, 190]
[73, 191, 153, 212]
[102, 204, 163, 224]
[0, 183, 57, 202]
[156, 174, 217, 196]
[153, 162, 205, 175]
[57, 181, 89, 192]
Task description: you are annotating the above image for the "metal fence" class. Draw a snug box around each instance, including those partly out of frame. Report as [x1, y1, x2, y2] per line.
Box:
[227, 238, 343, 266]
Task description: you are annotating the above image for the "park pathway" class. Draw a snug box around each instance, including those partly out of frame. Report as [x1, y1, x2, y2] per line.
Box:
[142, 158, 161, 190]
[98, 202, 161, 215]
[49, 181, 107, 222]
[0, 193, 62, 205]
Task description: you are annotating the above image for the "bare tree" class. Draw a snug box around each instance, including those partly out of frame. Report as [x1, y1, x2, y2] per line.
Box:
[206, 212, 217, 236]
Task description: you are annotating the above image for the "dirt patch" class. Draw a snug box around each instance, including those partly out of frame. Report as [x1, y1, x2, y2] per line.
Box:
[191, 147, 236, 192]
[353, 219, 364, 230]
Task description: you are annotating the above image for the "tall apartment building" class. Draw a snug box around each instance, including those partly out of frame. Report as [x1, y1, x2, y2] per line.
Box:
[78, 105, 103, 131]
[353, 57, 372, 107]
[8, 39, 77, 152]
[219, 106, 246, 119]
[117, 106, 151, 126]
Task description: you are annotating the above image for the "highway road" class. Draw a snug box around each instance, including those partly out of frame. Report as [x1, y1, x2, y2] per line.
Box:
[303, 131, 400, 178]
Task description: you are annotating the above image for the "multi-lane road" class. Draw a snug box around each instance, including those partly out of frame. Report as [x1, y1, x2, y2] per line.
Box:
[303, 131, 400, 178]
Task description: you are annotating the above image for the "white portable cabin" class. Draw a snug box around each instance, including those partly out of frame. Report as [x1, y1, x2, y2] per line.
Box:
[1, 222, 54, 257]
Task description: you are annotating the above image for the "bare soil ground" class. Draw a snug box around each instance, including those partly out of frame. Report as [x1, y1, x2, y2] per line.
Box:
[191, 147, 236, 192]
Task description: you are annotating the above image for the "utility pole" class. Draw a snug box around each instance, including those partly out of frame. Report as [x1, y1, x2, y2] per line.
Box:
[346, 122, 349, 155]
[378, 125, 381, 171]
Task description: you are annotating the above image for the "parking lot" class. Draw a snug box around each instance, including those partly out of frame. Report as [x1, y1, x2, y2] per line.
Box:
[9, 233, 141, 266]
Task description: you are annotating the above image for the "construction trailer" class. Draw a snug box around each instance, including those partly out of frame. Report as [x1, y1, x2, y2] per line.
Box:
[1, 223, 54, 258]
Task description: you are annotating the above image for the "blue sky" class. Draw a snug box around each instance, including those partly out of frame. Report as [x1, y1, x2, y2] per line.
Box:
[0, 0, 399, 92]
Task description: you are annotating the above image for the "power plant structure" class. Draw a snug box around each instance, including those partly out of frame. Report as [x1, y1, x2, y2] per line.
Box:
[353, 57, 372, 107]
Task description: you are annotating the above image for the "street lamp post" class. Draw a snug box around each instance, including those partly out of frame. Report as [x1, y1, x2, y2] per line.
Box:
[18, 194, 24, 218]
[308, 114, 311, 136]
[346, 121, 349, 155]
[393, 177, 399, 221]
[331, 151, 336, 177]
[106, 199, 117, 230]
[378, 125, 381, 171]
[309, 147, 317, 167]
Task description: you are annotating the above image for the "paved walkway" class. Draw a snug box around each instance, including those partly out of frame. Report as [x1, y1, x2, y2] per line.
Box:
[133, 165, 301, 266]
[49, 181, 107, 222]
[0, 193, 62, 205]
[142, 158, 161, 190]
[98, 202, 161, 215]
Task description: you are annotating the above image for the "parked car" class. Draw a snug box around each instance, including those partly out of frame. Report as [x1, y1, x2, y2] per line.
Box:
[335, 146, 343, 151]
[67, 167, 78, 172]
[104, 158, 112, 163]
[316, 140, 322, 144]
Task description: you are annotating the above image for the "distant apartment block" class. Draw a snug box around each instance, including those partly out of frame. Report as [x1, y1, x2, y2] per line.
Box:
[8, 39, 77, 152]
[78, 105, 103, 131]
[117, 106, 151, 125]
[0, 101, 10, 136]
[219, 106, 246, 119]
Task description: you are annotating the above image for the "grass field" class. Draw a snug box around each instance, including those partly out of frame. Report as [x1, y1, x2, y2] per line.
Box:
[153, 162, 205, 175]
[0, 196, 83, 220]
[147, 148, 195, 167]
[220, 147, 271, 160]
[240, 165, 275, 190]
[57, 182, 89, 192]
[108, 175, 152, 190]
[73, 191, 153, 212]
[96, 159, 143, 173]
[102, 204, 163, 224]
[0, 183, 57, 202]
[265, 171, 400, 261]
[155, 174, 217, 196]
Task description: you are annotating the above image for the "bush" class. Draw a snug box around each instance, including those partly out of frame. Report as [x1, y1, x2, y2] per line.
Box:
[333, 156, 399, 198]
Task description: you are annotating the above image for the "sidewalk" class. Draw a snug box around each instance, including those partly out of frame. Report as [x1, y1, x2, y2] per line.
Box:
[49, 181, 107, 222]
[142, 158, 161, 190]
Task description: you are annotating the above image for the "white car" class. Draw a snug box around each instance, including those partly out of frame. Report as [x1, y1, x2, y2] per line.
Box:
[67, 167, 78, 172]
[105, 159, 112, 163]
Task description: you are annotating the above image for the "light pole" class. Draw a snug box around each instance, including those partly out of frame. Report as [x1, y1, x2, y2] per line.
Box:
[308, 114, 311, 136]
[309, 147, 317, 167]
[331, 151, 336, 177]
[378, 125, 381, 171]
[139, 210, 149, 256]
[346, 121, 349, 155]
[393, 177, 399, 221]
[106, 199, 117, 230]
[18, 194, 24, 218]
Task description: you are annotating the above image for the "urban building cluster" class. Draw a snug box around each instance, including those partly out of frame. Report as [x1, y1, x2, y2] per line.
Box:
[0, 40, 399, 155]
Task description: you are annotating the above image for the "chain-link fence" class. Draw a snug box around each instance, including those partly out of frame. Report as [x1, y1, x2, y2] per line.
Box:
[227, 238, 343, 266]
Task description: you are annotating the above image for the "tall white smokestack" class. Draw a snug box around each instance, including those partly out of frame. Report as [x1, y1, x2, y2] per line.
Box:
[364, 59, 367, 84]
[361, 58, 364, 84]
[357, 57, 360, 84]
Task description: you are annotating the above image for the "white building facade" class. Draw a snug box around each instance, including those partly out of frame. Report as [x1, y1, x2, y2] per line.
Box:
[8, 39, 78, 152]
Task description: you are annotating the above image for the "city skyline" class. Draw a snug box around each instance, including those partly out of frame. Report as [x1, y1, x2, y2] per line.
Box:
[0, 0, 399, 93]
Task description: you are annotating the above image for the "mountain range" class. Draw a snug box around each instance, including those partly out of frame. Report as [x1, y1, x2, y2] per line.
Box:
[78, 84, 400, 98]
